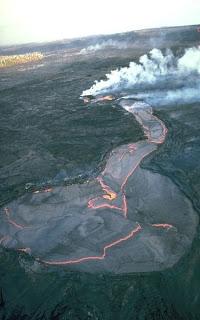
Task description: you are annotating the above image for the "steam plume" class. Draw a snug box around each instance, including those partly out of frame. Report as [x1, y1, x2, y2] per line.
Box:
[80, 40, 129, 54]
[82, 46, 200, 104]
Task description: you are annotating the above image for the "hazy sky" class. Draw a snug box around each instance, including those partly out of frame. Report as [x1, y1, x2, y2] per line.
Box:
[0, 0, 200, 45]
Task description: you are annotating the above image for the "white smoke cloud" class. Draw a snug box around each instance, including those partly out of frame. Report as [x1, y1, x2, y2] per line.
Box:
[178, 47, 200, 73]
[124, 85, 200, 107]
[80, 40, 129, 54]
[82, 46, 200, 98]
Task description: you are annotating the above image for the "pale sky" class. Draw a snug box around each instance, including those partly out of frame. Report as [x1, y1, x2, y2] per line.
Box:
[0, 0, 200, 46]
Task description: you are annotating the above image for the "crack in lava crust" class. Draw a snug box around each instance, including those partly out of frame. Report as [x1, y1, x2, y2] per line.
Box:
[43, 224, 142, 265]
[4, 207, 25, 229]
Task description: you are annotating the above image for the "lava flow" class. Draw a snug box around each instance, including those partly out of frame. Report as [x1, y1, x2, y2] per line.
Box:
[0, 97, 174, 267]
[40, 98, 174, 267]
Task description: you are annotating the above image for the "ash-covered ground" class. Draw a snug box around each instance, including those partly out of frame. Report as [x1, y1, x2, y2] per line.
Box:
[0, 25, 200, 319]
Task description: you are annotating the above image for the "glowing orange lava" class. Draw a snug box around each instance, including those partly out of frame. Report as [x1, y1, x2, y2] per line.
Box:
[4, 207, 25, 229]
[43, 224, 142, 265]
[33, 188, 53, 194]
[99, 95, 115, 101]
[83, 95, 115, 104]
[151, 223, 174, 229]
